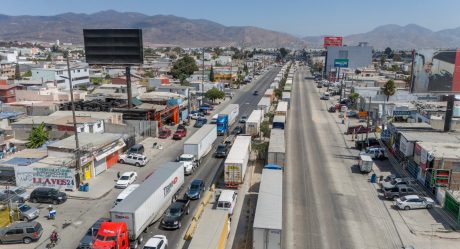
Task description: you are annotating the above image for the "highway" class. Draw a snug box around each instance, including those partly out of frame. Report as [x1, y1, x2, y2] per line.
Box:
[140, 66, 281, 249]
[284, 67, 403, 249]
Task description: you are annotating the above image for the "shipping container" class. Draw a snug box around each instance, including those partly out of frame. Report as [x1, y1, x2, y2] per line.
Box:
[246, 110, 264, 137]
[267, 129, 285, 167]
[184, 124, 217, 162]
[257, 97, 271, 114]
[253, 169, 283, 249]
[110, 162, 184, 241]
[224, 135, 251, 187]
[275, 101, 288, 117]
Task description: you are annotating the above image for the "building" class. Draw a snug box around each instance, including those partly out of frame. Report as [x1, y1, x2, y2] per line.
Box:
[47, 133, 126, 181]
[0, 62, 16, 79]
[30, 64, 90, 90]
[326, 44, 372, 75]
[86, 84, 145, 101]
[0, 85, 17, 103]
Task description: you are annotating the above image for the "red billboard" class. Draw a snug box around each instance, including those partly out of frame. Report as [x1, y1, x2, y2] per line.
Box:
[324, 36, 343, 48]
[411, 49, 460, 94]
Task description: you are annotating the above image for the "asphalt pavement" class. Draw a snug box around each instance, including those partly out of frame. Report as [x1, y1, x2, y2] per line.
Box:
[284, 67, 403, 249]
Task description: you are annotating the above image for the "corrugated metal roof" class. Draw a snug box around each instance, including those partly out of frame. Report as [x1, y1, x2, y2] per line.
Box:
[253, 169, 282, 230]
[268, 129, 285, 153]
[111, 162, 182, 213]
[184, 124, 216, 145]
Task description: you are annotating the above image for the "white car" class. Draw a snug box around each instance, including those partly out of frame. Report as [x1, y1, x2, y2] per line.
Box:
[144, 235, 168, 249]
[396, 195, 435, 210]
[189, 113, 204, 120]
[116, 172, 138, 188]
[118, 153, 149, 167]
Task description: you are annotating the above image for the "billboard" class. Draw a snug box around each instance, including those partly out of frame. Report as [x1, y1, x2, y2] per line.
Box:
[411, 49, 460, 94]
[83, 29, 144, 65]
[334, 58, 349, 68]
[324, 36, 343, 48]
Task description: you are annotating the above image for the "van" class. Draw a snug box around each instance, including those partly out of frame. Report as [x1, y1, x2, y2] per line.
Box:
[216, 190, 237, 215]
[113, 184, 140, 207]
[127, 144, 144, 155]
[0, 221, 43, 244]
[321, 92, 330, 100]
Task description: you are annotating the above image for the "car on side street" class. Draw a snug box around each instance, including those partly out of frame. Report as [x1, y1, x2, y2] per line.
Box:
[382, 177, 416, 191]
[185, 179, 205, 200]
[118, 153, 149, 167]
[115, 172, 137, 189]
[17, 204, 39, 222]
[355, 137, 380, 150]
[194, 117, 208, 128]
[29, 187, 67, 204]
[1, 187, 30, 201]
[173, 129, 187, 140]
[396, 195, 435, 210]
[158, 128, 172, 139]
[383, 185, 416, 200]
[0, 221, 43, 244]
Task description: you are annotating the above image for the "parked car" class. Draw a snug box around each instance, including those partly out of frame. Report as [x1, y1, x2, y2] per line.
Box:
[127, 144, 144, 155]
[77, 218, 110, 249]
[362, 147, 387, 160]
[328, 106, 336, 113]
[224, 135, 235, 146]
[118, 153, 149, 167]
[17, 204, 39, 222]
[158, 128, 172, 139]
[383, 185, 416, 200]
[346, 125, 373, 135]
[115, 172, 138, 189]
[232, 126, 243, 135]
[355, 138, 380, 150]
[185, 179, 205, 200]
[320, 92, 330, 100]
[253, 91, 259, 95]
[29, 187, 67, 204]
[144, 235, 168, 249]
[0, 192, 24, 204]
[396, 195, 435, 210]
[194, 118, 208, 128]
[189, 113, 204, 120]
[383, 174, 400, 183]
[173, 129, 187, 140]
[239, 115, 248, 123]
[215, 144, 229, 158]
[1, 187, 30, 201]
[161, 199, 190, 229]
[0, 221, 43, 244]
[382, 177, 416, 191]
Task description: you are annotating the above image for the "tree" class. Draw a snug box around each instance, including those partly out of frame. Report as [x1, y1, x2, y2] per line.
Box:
[209, 66, 215, 82]
[260, 121, 270, 138]
[26, 123, 49, 149]
[279, 48, 289, 59]
[23, 70, 32, 77]
[384, 47, 393, 58]
[380, 54, 386, 67]
[170, 55, 198, 82]
[204, 88, 225, 103]
[243, 64, 249, 75]
[14, 64, 20, 79]
[348, 92, 360, 104]
[383, 79, 396, 101]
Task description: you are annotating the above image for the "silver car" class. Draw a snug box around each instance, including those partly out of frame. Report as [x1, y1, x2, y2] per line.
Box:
[396, 195, 435, 210]
[18, 204, 39, 222]
[2, 187, 30, 201]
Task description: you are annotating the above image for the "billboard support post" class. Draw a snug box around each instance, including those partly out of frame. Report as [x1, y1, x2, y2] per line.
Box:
[126, 66, 132, 109]
[444, 95, 455, 132]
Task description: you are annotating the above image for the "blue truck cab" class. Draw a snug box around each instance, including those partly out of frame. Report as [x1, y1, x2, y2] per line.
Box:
[216, 114, 229, 136]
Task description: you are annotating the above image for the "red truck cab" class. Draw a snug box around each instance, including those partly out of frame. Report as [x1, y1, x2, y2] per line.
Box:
[92, 222, 129, 249]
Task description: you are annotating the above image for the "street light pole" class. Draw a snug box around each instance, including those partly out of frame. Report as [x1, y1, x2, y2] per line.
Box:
[66, 53, 82, 186]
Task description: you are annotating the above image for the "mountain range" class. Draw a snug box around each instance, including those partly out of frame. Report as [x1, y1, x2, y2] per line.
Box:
[0, 11, 459, 49]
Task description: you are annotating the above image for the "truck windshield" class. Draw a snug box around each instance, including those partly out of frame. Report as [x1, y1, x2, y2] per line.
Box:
[96, 235, 117, 241]
[180, 157, 193, 162]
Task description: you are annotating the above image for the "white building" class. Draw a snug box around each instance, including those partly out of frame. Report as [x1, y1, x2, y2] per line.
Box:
[31, 64, 90, 90]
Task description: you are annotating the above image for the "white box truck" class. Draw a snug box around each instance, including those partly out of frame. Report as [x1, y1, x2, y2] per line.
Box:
[253, 169, 283, 249]
[275, 101, 288, 117]
[109, 162, 184, 247]
[257, 97, 271, 114]
[246, 110, 263, 137]
[181, 124, 217, 174]
[224, 135, 251, 188]
[267, 129, 285, 167]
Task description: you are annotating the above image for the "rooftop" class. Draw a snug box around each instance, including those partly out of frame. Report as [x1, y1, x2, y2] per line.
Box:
[48, 133, 123, 151]
[390, 122, 433, 130]
[416, 142, 460, 160]
[400, 131, 460, 143]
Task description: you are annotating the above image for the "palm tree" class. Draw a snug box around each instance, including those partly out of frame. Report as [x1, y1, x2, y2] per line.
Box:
[381, 80, 396, 130]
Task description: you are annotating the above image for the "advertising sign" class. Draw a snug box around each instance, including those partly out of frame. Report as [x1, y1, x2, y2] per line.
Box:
[334, 58, 349, 68]
[324, 36, 343, 48]
[420, 147, 428, 170]
[411, 49, 460, 94]
[414, 143, 422, 164]
[15, 166, 75, 190]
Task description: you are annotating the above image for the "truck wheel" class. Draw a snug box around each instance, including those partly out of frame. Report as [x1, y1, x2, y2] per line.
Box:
[426, 204, 433, 209]
[135, 162, 140, 167]
[404, 206, 410, 210]
[23, 237, 32, 244]
[119, 159, 125, 164]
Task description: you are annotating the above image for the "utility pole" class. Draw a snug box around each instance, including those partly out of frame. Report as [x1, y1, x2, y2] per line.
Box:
[66, 53, 81, 186]
[201, 48, 205, 106]
[365, 96, 372, 141]
[126, 66, 132, 108]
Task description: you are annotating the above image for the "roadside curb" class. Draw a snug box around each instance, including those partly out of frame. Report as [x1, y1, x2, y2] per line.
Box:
[67, 188, 113, 201]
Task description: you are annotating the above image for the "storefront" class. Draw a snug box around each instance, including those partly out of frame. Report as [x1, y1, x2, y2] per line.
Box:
[93, 139, 125, 172]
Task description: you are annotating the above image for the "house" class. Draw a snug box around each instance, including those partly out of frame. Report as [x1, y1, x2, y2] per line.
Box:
[30, 63, 90, 90]
[86, 84, 145, 101]
[0, 61, 16, 79]
[0, 85, 17, 103]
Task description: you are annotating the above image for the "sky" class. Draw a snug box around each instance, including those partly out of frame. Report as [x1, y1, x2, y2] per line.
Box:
[1, 0, 460, 37]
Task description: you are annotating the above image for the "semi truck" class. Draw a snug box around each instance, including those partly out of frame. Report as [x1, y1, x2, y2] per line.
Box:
[216, 104, 239, 135]
[253, 169, 283, 249]
[246, 110, 263, 137]
[272, 115, 286, 130]
[179, 124, 217, 174]
[224, 135, 251, 188]
[93, 162, 184, 249]
[267, 129, 286, 167]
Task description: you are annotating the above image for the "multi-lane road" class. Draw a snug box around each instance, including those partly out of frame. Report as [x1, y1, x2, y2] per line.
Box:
[284, 67, 403, 249]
